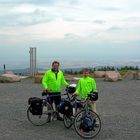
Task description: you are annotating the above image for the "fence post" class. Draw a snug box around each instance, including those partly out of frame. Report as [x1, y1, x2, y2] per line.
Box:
[3, 64, 6, 74]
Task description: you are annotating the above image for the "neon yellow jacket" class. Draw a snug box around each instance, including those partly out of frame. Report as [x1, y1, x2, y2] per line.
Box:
[42, 69, 69, 93]
[75, 76, 96, 99]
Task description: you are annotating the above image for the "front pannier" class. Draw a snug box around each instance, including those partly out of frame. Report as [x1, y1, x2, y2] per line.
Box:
[28, 97, 43, 115]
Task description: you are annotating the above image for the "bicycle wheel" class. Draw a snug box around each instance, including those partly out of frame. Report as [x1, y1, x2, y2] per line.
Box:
[27, 102, 53, 126]
[63, 115, 73, 129]
[74, 109, 101, 139]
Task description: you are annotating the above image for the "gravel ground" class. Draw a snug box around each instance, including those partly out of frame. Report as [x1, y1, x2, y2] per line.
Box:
[0, 78, 140, 140]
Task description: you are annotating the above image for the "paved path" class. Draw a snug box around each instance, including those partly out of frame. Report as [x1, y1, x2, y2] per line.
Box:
[0, 79, 140, 140]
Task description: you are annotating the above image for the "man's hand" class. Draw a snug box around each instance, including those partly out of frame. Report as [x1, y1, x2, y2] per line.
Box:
[46, 88, 51, 93]
[42, 89, 51, 96]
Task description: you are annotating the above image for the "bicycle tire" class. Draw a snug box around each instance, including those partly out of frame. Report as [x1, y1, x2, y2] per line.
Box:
[27, 102, 53, 126]
[74, 109, 101, 139]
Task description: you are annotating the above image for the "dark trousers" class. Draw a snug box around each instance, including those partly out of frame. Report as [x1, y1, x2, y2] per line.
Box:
[47, 92, 61, 107]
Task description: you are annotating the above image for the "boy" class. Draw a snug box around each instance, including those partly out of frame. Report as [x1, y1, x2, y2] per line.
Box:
[75, 68, 97, 113]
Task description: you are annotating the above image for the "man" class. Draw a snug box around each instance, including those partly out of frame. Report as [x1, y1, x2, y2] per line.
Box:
[75, 68, 97, 113]
[42, 61, 69, 120]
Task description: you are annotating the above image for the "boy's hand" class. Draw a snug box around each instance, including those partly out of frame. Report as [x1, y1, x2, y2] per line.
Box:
[71, 93, 77, 98]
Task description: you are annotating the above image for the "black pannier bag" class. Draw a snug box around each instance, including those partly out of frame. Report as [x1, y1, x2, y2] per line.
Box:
[57, 99, 73, 117]
[28, 97, 43, 115]
[89, 90, 98, 101]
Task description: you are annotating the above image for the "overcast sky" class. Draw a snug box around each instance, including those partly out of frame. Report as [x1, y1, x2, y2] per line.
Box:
[0, 0, 140, 69]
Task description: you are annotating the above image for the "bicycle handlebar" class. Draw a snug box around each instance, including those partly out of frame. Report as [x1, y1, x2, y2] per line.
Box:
[42, 91, 66, 97]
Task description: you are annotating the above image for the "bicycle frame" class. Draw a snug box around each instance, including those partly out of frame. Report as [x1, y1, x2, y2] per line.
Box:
[43, 93, 67, 111]
[71, 96, 92, 116]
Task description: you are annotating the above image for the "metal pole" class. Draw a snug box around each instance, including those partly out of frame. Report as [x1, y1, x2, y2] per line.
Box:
[30, 48, 31, 76]
[29, 47, 36, 77]
[30, 48, 32, 76]
[31, 48, 32, 76]
[32, 48, 34, 76]
[34, 47, 36, 76]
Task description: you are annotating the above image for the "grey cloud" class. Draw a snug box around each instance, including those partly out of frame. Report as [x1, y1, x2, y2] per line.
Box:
[63, 17, 76, 22]
[0, 0, 54, 4]
[100, 6, 121, 11]
[0, 0, 80, 27]
[68, 0, 79, 5]
[64, 33, 79, 40]
[93, 20, 106, 24]
[107, 26, 122, 31]
[63, 18, 106, 24]
[0, 0, 79, 5]
[0, 8, 55, 26]
[123, 16, 140, 22]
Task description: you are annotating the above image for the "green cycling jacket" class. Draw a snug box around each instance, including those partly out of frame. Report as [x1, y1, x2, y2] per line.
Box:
[42, 69, 69, 93]
[75, 76, 97, 99]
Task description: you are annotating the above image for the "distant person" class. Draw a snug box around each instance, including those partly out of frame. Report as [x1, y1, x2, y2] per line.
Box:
[42, 61, 69, 120]
[75, 68, 97, 113]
